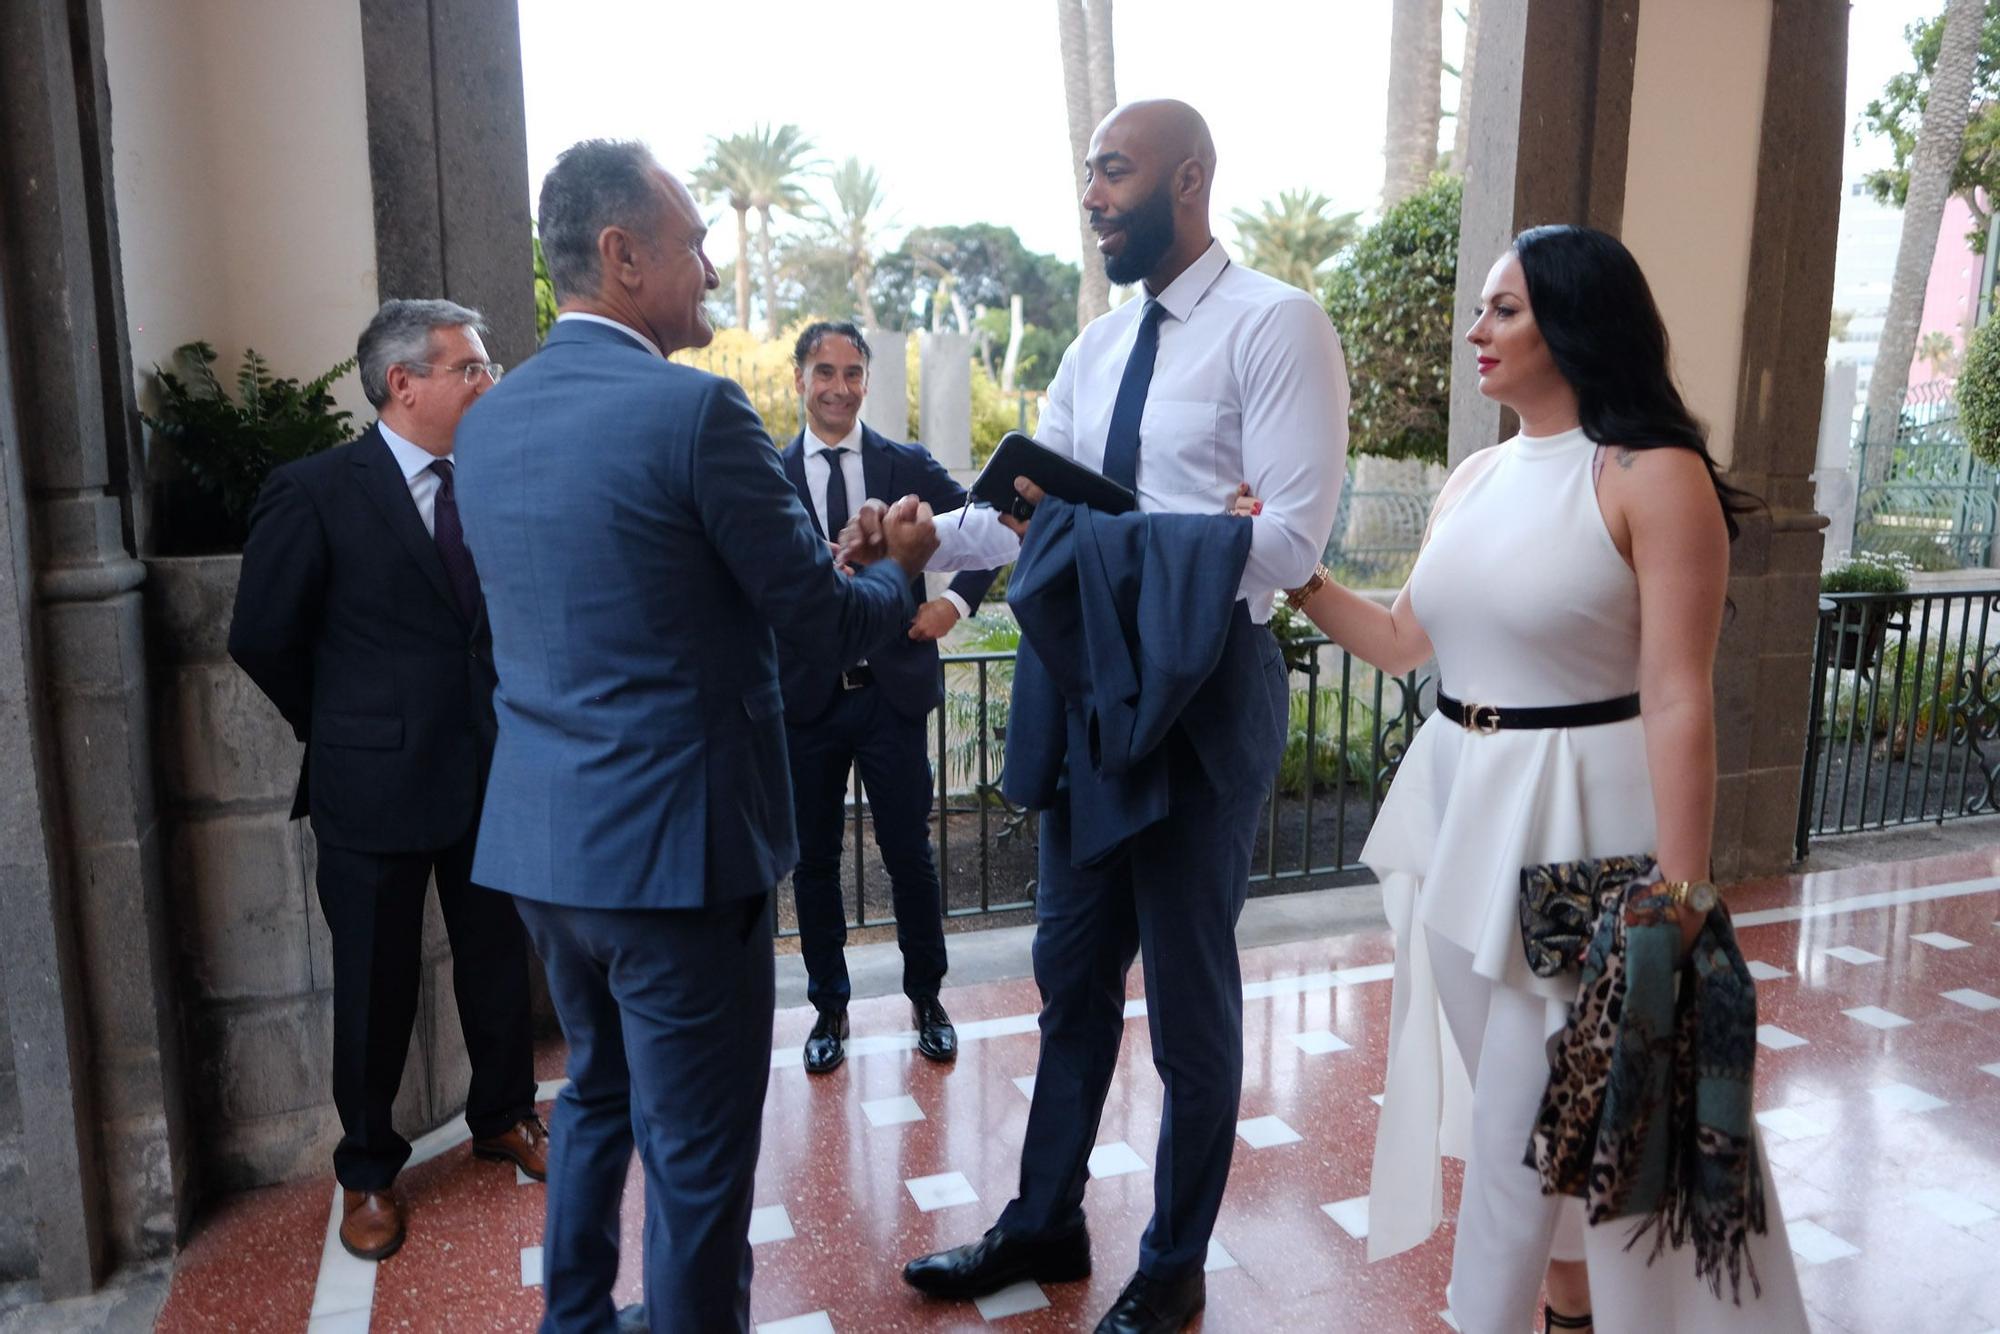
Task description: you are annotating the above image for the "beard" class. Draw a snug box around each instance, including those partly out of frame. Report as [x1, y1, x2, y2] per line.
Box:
[1098, 182, 1177, 286]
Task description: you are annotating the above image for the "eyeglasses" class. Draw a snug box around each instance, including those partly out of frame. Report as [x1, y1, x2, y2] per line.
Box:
[408, 361, 505, 386]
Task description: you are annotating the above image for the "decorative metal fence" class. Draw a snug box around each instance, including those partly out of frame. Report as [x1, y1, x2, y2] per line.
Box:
[1795, 587, 2000, 857]
[1851, 381, 2000, 571]
[782, 636, 1432, 939]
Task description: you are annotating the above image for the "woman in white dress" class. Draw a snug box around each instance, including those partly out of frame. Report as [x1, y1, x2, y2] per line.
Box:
[1238, 227, 1808, 1333]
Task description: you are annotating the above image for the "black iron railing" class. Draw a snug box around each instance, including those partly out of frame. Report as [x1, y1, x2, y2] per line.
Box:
[780, 637, 1431, 939]
[1796, 587, 2000, 857]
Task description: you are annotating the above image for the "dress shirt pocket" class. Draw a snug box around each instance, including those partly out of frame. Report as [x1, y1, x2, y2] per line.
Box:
[1137, 399, 1221, 493]
[742, 681, 784, 721]
[316, 712, 404, 750]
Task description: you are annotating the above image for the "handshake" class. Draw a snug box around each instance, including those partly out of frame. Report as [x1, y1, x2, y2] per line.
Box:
[835, 495, 941, 577]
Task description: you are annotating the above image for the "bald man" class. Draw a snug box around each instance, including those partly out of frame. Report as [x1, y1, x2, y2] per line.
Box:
[894, 100, 1350, 1333]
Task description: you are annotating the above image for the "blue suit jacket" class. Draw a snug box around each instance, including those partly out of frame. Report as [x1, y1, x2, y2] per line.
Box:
[453, 320, 915, 909]
[778, 425, 1000, 724]
[1002, 497, 1282, 867]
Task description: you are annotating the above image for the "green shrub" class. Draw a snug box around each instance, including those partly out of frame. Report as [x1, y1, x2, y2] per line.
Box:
[1276, 685, 1380, 797]
[1821, 551, 1914, 594]
[1961, 314, 2000, 468]
[1321, 175, 1460, 463]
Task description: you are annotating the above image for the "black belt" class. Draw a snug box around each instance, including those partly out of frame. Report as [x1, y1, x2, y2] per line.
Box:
[1435, 690, 1640, 735]
[839, 664, 875, 691]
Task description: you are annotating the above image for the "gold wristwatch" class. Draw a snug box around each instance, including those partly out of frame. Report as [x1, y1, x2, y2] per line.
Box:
[1663, 879, 1719, 914]
[1286, 563, 1331, 611]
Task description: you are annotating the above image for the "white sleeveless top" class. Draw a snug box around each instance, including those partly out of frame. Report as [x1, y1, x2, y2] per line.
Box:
[1361, 427, 1658, 1261]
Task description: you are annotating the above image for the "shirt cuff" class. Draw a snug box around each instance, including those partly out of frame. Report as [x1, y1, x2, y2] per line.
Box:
[939, 589, 971, 620]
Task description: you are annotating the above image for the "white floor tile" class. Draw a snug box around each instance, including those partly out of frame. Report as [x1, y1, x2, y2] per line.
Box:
[1745, 960, 1791, 981]
[906, 1171, 980, 1212]
[758, 1314, 836, 1334]
[1844, 1005, 1913, 1030]
[516, 1165, 535, 1186]
[1236, 1115, 1303, 1148]
[1369, 1093, 1386, 1106]
[748, 1204, 795, 1245]
[1012, 1075, 1036, 1101]
[1823, 945, 1884, 965]
[1087, 1141, 1148, 1179]
[1981, 1062, 2000, 1080]
[1204, 1237, 1238, 1273]
[1870, 1082, 1948, 1115]
[973, 1281, 1051, 1320]
[520, 1245, 543, 1287]
[862, 1094, 925, 1127]
[1912, 931, 1971, 950]
[1437, 1311, 1460, 1331]
[1123, 998, 1149, 1019]
[1944, 988, 2000, 1012]
[1787, 1219, 1861, 1265]
[1322, 1196, 1370, 1239]
[1913, 1187, 2000, 1228]
[1755, 1107, 1832, 1142]
[1291, 1029, 1353, 1055]
[1757, 1025, 1809, 1050]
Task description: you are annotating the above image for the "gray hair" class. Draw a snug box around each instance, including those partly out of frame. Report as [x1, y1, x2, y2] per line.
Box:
[538, 139, 665, 302]
[357, 298, 484, 407]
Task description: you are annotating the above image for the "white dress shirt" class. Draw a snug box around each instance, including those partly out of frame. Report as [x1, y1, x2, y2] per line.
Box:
[378, 420, 451, 537]
[554, 310, 665, 358]
[928, 239, 1350, 621]
[805, 419, 971, 619]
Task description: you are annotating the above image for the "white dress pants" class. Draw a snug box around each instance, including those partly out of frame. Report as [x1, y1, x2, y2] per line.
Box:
[1425, 928, 1809, 1334]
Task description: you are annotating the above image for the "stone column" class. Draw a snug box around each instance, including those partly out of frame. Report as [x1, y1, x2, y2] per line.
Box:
[918, 332, 974, 476]
[0, 0, 191, 1292]
[1814, 361, 1860, 567]
[861, 329, 910, 441]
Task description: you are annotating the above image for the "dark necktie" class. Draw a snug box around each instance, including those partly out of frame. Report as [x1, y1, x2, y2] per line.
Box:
[1101, 300, 1165, 492]
[427, 459, 480, 622]
[822, 445, 851, 539]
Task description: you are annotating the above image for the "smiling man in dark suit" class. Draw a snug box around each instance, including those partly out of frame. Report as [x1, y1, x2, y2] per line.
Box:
[779, 320, 1001, 1075]
[228, 299, 544, 1264]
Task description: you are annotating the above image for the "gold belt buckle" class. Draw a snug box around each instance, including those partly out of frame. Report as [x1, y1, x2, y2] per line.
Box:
[1462, 702, 1502, 735]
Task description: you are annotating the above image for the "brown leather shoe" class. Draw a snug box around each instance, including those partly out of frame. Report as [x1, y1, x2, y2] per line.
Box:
[473, 1115, 549, 1181]
[339, 1189, 405, 1261]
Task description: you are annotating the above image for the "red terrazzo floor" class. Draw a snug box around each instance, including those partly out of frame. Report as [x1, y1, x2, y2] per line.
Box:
[153, 847, 2000, 1332]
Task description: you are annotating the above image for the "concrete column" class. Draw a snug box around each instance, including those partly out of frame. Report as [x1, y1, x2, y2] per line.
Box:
[861, 329, 909, 441]
[918, 332, 974, 474]
[1814, 361, 1861, 566]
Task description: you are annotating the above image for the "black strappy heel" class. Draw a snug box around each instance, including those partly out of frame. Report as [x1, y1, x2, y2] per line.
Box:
[1544, 1306, 1593, 1332]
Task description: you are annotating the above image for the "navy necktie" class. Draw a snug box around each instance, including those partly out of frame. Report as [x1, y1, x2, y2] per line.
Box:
[427, 460, 480, 622]
[822, 446, 851, 539]
[1101, 300, 1165, 492]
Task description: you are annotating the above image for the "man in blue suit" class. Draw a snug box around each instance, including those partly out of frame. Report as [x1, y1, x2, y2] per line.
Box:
[453, 139, 940, 1334]
[778, 320, 1000, 1074]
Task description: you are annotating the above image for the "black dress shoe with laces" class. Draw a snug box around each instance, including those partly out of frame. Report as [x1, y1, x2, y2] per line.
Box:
[1092, 1269, 1205, 1333]
[803, 1008, 848, 1075]
[913, 995, 957, 1063]
[902, 1223, 1091, 1299]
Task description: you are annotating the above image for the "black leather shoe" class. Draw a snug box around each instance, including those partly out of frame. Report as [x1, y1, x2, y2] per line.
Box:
[902, 1224, 1091, 1299]
[615, 1304, 647, 1332]
[1092, 1269, 1205, 1333]
[913, 995, 957, 1063]
[803, 1008, 848, 1075]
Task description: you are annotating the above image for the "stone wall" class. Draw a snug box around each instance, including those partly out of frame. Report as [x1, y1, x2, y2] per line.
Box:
[147, 556, 474, 1191]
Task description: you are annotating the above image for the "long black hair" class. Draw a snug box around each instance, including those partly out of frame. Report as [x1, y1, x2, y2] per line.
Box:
[1511, 224, 1759, 541]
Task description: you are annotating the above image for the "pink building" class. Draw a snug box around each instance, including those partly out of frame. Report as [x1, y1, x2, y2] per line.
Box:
[1908, 191, 1986, 389]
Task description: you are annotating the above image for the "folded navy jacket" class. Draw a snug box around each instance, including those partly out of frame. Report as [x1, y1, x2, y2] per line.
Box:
[1000, 495, 1262, 867]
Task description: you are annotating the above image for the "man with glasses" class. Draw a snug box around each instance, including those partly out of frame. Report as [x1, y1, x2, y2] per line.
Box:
[229, 298, 543, 1264]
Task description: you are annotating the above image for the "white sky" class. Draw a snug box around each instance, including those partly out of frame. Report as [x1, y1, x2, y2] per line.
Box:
[518, 0, 1941, 269]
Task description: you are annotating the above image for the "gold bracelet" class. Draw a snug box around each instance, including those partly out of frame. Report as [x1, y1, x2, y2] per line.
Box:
[1285, 563, 1331, 611]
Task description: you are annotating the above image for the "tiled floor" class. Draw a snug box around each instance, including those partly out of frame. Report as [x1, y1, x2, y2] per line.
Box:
[153, 849, 2000, 1332]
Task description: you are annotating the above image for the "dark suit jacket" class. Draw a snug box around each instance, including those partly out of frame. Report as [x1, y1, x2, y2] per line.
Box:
[452, 319, 915, 910]
[777, 425, 1000, 725]
[228, 423, 496, 854]
[1002, 497, 1285, 867]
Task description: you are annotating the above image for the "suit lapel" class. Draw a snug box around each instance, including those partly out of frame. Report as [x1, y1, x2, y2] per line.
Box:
[781, 434, 821, 538]
[860, 426, 892, 507]
[350, 426, 468, 629]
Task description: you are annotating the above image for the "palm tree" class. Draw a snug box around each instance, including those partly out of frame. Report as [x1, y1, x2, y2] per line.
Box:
[821, 157, 888, 327]
[740, 123, 822, 339]
[1919, 329, 1961, 377]
[1058, 0, 1115, 327]
[1867, 0, 1984, 459]
[1383, 0, 1444, 206]
[1231, 191, 1361, 292]
[1448, 0, 1482, 176]
[692, 134, 757, 331]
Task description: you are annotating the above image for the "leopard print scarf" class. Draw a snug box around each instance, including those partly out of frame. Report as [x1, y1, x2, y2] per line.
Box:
[1526, 886, 1767, 1303]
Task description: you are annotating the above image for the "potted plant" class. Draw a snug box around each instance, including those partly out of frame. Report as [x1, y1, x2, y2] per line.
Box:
[144, 341, 356, 554]
[1820, 551, 1913, 672]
